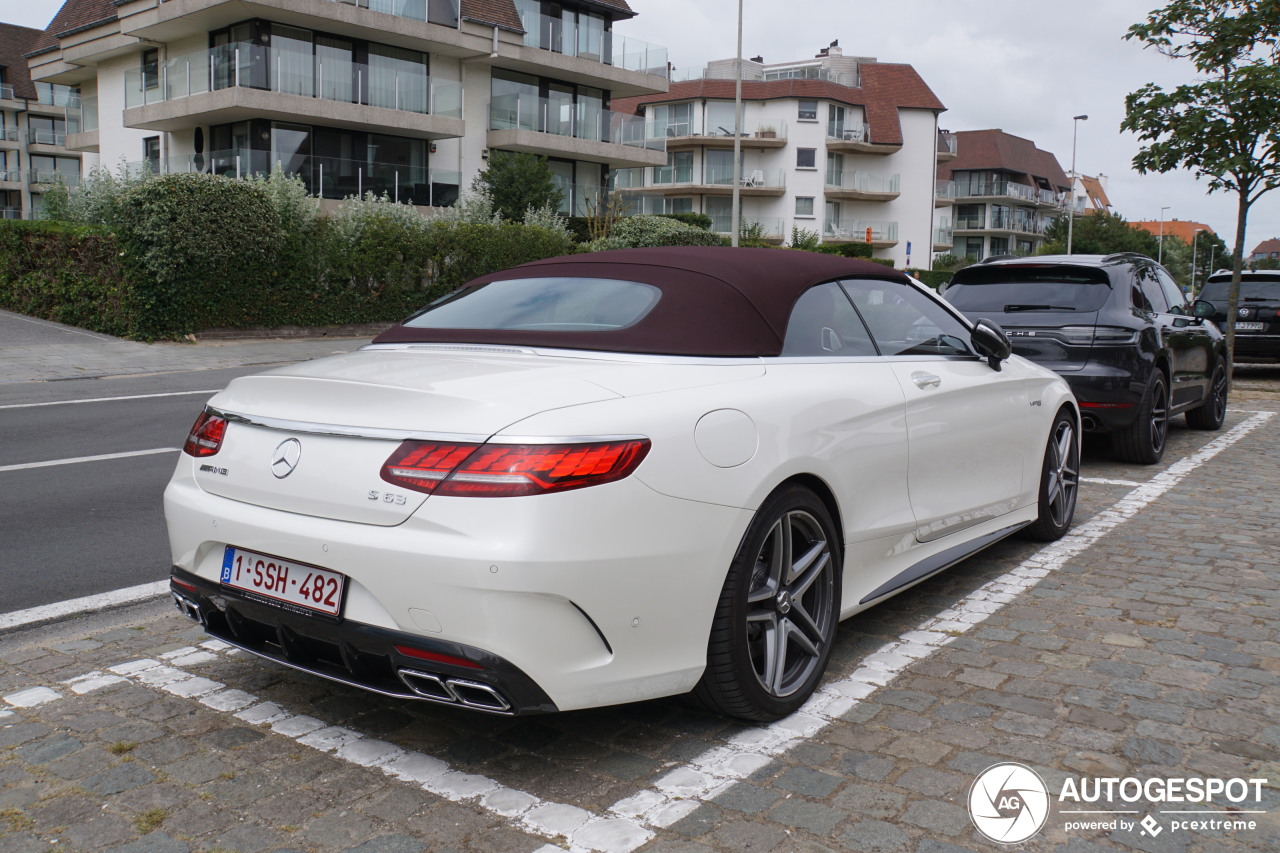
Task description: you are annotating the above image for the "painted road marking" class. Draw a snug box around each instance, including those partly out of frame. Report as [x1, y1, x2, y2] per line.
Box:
[0, 580, 169, 632]
[1081, 476, 1143, 487]
[0, 448, 180, 473]
[0, 389, 221, 410]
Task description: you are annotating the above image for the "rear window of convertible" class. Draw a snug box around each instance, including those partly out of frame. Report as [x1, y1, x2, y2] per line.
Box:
[405, 277, 661, 332]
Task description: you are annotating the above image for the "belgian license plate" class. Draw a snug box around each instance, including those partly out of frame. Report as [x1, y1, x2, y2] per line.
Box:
[220, 546, 345, 616]
[1235, 322, 1265, 331]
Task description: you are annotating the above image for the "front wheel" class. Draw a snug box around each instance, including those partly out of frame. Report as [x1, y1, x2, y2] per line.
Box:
[1022, 409, 1079, 541]
[693, 486, 841, 721]
[1112, 371, 1169, 464]
[1185, 359, 1228, 430]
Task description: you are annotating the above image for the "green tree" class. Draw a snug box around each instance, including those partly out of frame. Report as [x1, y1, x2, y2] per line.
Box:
[1122, 0, 1280, 363]
[471, 151, 564, 222]
[1038, 211, 1161, 257]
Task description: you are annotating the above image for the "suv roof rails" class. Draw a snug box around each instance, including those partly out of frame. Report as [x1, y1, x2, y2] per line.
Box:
[1100, 252, 1150, 264]
[977, 254, 1019, 264]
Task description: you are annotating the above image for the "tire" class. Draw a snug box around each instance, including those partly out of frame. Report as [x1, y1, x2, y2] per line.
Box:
[692, 486, 841, 721]
[1112, 371, 1169, 464]
[1185, 359, 1228, 430]
[1022, 409, 1080, 541]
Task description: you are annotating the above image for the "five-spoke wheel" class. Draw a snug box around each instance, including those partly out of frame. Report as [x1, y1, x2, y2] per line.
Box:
[1024, 409, 1079, 541]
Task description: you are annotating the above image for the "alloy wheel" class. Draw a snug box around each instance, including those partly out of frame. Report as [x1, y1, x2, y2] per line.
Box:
[1045, 419, 1079, 529]
[744, 509, 836, 698]
[1149, 377, 1169, 456]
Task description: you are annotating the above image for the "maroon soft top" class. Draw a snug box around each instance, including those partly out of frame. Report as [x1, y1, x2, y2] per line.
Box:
[373, 246, 908, 357]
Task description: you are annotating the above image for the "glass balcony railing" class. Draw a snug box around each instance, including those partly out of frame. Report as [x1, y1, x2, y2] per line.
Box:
[35, 83, 80, 108]
[935, 221, 954, 245]
[125, 149, 460, 206]
[671, 66, 859, 88]
[324, 0, 459, 27]
[824, 220, 899, 242]
[955, 181, 1039, 203]
[72, 96, 98, 133]
[488, 95, 661, 151]
[826, 122, 872, 144]
[1, 169, 23, 183]
[937, 131, 957, 156]
[29, 170, 80, 187]
[1, 206, 23, 219]
[936, 180, 955, 199]
[519, 10, 668, 77]
[28, 129, 69, 146]
[826, 171, 900, 195]
[2, 128, 19, 142]
[124, 44, 462, 119]
[647, 117, 787, 142]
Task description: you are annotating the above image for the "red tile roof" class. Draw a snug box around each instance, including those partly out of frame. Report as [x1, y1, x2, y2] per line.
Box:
[937, 129, 1070, 191]
[1251, 238, 1280, 257]
[1131, 220, 1216, 244]
[612, 62, 944, 147]
[1080, 175, 1111, 210]
[0, 22, 43, 98]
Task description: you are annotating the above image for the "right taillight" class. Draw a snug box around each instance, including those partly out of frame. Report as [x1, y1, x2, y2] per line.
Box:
[183, 409, 227, 457]
[381, 438, 651, 497]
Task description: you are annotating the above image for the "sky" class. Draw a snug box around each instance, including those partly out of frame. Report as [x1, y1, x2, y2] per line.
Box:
[7, 0, 1278, 258]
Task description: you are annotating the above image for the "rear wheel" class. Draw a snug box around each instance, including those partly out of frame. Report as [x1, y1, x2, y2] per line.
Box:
[1112, 371, 1169, 464]
[1185, 359, 1228, 430]
[1022, 409, 1079, 541]
[693, 486, 841, 721]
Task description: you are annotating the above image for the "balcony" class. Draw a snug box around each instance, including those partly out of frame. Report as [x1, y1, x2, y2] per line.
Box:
[31, 84, 81, 113]
[823, 219, 898, 248]
[28, 129, 70, 147]
[650, 118, 788, 150]
[0, 84, 15, 102]
[516, 9, 669, 93]
[935, 179, 955, 207]
[123, 44, 463, 141]
[934, 219, 953, 250]
[713, 216, 785, 242]
[29, 170, 80, 189]
[126, 148, 461, 207]
[954, 212, 1050, 237]
[937, 131, 957, 162]
[671, 66, 859, 88]
[0, 128, 20, 145]
[617, 163, 786, 197]
[487, 95, 664, 168]
[825, 171, 900, 202]
[952, 180, 1067, 210]
[1, 207, 22, 219]
[65, 97, 100, 152]
[0, 169, 23, 189]
[826, 122, 900, 155]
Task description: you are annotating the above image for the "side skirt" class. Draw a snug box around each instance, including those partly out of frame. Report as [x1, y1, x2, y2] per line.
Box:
[857, 522, 1029, 606]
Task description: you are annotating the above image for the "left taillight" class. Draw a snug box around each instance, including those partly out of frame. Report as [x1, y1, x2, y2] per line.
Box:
[381, 438, 651, 497]
[183, 409, 227, 457]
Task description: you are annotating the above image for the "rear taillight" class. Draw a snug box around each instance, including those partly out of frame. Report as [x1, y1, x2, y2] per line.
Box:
[183, 409, 227, 457]
[1055, 326, 1140, 346]
[381, 438, 650, 497]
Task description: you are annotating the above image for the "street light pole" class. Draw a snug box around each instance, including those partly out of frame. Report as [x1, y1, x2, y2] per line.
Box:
[1066, 114, 1087, 255]
[1158, 205, 1170, 264]
[730, 0, 743, 247]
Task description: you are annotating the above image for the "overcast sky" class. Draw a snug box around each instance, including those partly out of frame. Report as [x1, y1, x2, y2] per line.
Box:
[9, 0, 1278, 257]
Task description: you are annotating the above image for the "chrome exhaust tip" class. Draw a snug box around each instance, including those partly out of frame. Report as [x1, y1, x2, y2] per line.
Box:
[446, 678, 512, 712]
[397, 669, 454, 701]
[397, 669, 513, 712]
[172, 592, 202, 623]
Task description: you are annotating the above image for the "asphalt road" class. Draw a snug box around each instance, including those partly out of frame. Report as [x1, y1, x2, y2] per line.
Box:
[0, 367, 290, 611]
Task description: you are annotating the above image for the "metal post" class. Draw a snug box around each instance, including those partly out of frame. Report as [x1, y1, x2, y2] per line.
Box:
[358, 167, 363, 198]
[1067, 114, 1087, 255]
[395, 171, 399, 203]
[1158, 205, 1170, 264]
[319, 163, 324, 198]
[235, 48, 240, 88]
[730, 0, 743, 247]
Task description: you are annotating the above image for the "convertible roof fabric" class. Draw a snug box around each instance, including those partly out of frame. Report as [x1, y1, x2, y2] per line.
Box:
[373, 246, 907, 357]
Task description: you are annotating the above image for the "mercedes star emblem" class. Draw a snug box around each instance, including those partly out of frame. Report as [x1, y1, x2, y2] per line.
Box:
[271, 438, 302, 479]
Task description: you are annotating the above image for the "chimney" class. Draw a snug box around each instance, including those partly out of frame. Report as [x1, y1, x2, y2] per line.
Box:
[828, 39, 842, 57]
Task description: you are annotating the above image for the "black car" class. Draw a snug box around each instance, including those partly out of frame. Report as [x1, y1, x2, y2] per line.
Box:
[942, 253, 1229, 464]
[1199, 270, 1280, 363]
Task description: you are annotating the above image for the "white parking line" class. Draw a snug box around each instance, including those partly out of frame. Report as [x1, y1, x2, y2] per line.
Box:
[1081, 476, 1143, 487]
[0, 580, 169, 632]
[0, 448, 180, 473]
[0, 390, 221, 410]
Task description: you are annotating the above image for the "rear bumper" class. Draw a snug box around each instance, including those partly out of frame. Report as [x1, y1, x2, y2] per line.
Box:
[1231, 334, 1280, 363]
[1060, 364, 1144, 432]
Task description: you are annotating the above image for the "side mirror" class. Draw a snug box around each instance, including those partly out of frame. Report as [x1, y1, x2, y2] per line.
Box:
[1192, 299, 1216, 319]
[971, 318, 1012, 371]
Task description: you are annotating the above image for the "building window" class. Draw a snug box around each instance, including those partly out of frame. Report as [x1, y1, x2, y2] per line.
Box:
[960, 237, 984, 260]
[827, 104, 845, 139]
[665, 197, 693, 214]
[990, 237, 1009, 256]
[795, 196, 814, 217]
[142, 48, 159, 91]
[826, 152, 843, 187]
[797, 99, 817, 121]
[143, 137, 160, 174]
[796, 148, 816, 169]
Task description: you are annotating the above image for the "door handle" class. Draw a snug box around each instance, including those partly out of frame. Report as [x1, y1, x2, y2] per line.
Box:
[912, 372, 941, 389]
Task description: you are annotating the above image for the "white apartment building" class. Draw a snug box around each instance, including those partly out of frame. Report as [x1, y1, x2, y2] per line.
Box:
[23, 0, 669, 216]
[611, 42, 954, 268]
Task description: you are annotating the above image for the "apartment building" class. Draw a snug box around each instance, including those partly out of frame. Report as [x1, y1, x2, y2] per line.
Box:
[610, 42, 952, 267]
[1, 21, 85, 219]
[938, 129, 1079, 260]
[22, 0, 669, 216]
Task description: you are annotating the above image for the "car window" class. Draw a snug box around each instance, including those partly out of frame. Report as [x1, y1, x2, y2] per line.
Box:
[781, 281, 878, 356]
[1201, 277, 1280, 304]
[1157, 269, 1189, 315]
[840, 279, 975, 357]
[1135, 269, 1169, 314]
[405, 277, 660, 331]
[943, 265, 1111, 313]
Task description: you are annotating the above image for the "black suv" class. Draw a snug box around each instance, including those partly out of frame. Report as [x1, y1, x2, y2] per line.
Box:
[1199, 270, 1280, 363]
[942, 254, 1229, 464]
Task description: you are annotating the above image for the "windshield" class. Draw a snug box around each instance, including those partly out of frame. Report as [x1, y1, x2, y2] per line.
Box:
[1201, 277, 1280, 304]
[944, 266, 1112, 313]
[405, 277, 661, 331]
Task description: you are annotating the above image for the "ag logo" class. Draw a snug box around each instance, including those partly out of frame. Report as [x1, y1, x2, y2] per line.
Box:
[968, 762, 1050, 843]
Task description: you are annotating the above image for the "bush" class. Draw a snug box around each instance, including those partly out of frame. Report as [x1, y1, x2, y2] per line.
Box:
[789, 226, 821, 251]
[908, 269, 952, 289]
[815, 241, 875, 259]
[585, 215, 727, 251]
[656, 212, 713, 230]
[424, 221, 577, 293]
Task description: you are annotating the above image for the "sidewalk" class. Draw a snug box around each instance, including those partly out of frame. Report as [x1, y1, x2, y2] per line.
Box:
[0, 310, 378, 384]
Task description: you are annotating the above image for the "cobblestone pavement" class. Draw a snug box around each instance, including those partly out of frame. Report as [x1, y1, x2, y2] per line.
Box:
[3, 334, 1280, 852]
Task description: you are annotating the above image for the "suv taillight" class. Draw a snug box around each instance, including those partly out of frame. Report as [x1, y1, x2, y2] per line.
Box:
[381, 439, 651, 497]
[183, 409, 227, 457]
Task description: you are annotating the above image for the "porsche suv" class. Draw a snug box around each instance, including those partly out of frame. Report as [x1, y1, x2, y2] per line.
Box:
[1200, 270, 1280, 363]
[943, 253, 1229, 464]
